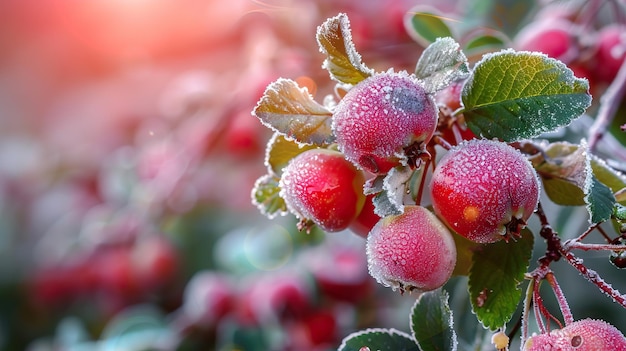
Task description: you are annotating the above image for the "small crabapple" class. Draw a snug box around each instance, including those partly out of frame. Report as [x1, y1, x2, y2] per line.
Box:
[366, 205, 457, 293]
[514, 19, 577, 62]
[593, 24, 626, 84]
[430, 139, 540, 243]
[332, 71, 438, 174]
[279, 148, 366, 232]
[524, 318, 626, 351]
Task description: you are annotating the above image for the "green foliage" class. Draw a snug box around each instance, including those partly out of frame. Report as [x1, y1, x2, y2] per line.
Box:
[338, 328, 419, 351]
[461, 51, 592, 141]
[410, 289, 458, 351]
[468, 229, 534, 330]
[405, 7, 454, 47]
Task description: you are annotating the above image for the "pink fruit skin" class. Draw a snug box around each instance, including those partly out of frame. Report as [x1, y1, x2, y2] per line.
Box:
[524, 318, 626, 351]
[430, 139, 540, 243]
[515, 20, 575, 61]
[332, 71, 437, 174]
[280, 149, 365, 232]
[594, 24, 626, 83]
[366, 206, 456, 292]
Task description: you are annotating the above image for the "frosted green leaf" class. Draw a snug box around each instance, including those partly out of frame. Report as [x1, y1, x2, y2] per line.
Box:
[338, 328, 419, 351]
[404, 6, 454, 47]
[586, 177, 615, 224]
[410, 289, 458, 351]
[414, 37, 470, 94]
[590, 155, 626, 205]
[469, 228, 533, 330]
[461, 50, 591, 141]
[264, 133, 318, 176]
[317, 13, 374, 85]
[251, 174, 288, 219]
[253, 79, 334, 145]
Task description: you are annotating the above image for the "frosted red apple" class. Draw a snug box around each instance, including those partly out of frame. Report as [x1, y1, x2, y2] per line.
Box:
[366, 205, 456, 293]
[332, 71, 438, 174]
[430, 139, 540, 243]
[524, 318, 626, 351]
[279, 148, 366, 232]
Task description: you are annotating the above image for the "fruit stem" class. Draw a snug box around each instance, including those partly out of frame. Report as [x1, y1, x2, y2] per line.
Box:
[545, 271, 574, 325]
[521, 277, 535, 344]
[432, 134, 452, 151]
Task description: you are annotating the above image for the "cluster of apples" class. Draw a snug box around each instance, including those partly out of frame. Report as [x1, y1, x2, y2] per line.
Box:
[272, 70, 541, 294]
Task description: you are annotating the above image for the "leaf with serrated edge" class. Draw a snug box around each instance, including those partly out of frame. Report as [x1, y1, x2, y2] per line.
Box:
[469, 228, 533, 330]
[317, 13, 374, 85]
[338, 328, 419, 351]
[580, 140, 616, 223]
[461, 50, 591, 142]
[591, 155, 626, 205]
[415, 37, 470, 94]
[410, 289, 458, 351]
[253, 78, 334, 145]
[251, 174, 288, 219]
[264, 133, 318, 176]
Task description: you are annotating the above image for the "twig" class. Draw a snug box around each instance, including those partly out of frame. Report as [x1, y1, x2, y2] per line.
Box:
[545, 272, 574, 325]
[588, 58, 626, 152]
[560, 249, 626, 308]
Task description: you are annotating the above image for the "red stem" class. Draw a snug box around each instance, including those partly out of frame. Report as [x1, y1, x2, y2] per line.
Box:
[545, 272, 574, 325]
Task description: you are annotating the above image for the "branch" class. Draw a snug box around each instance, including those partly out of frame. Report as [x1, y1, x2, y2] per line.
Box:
[588, 58, 626, 152]
[561, 249, 626, 308]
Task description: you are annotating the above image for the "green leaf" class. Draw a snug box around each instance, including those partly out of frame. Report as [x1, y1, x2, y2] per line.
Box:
[414, 37, 470, 94]
[541, 177, 585, 206]
[264, 133, 318, 176]
[253, 78, 334, 145]
[410, 289, 458, 351]
[338, 328, 419, 351]
[591, 155, 626, 205]
[469, 228, 534, 330]
[463, 30, 508, 57]
[251, 174, 288, 219]
[405, 6, 454, 47]
[586, 176, 616, 224]
[316, 13, 374, 85]
[461, 50, 592, 142]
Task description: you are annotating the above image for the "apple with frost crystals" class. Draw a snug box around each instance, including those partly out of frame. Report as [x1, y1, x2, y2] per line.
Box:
[430, 139, 540, 243]
[279, 148, 366, 232]
[332, 70, 438, 174]
[524, 318, 626, 350]
[366, 205, 456, 293]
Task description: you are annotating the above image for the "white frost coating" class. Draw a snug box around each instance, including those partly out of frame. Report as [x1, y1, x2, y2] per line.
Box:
[336, 328, 416, 351]
[381, 165, 415, 215]
[316, 13, 375, 82]
[580, 139, 599, 224]
[414, 37, 470, 95]
[250, 174, 289, 219]
[253, 78, 334, 146]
